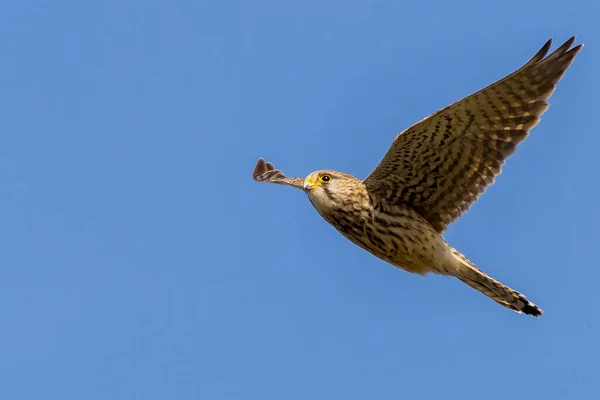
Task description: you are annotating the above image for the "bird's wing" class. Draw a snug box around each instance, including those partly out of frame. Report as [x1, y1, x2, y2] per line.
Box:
[364, 37, 582, 232]
[252, 158, 304, 190]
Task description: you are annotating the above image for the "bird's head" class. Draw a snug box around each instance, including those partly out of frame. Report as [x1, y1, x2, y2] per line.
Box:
[303, 170, 363, 212]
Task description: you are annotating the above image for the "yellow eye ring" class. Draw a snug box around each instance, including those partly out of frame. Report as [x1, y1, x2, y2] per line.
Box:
[319, 174, 332, 183]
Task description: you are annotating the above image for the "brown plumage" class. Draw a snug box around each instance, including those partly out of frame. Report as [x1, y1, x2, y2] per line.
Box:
[252, 37, 583, 317]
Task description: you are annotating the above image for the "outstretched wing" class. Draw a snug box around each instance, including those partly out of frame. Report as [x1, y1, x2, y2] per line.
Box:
[364, 37, 582, 232]
[252, 158, 304, 190]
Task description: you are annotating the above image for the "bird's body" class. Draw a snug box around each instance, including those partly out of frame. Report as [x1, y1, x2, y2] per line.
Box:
[302, 169, 542, 315]
[306, 172, 447, 275]
[253, 37, 583, 317]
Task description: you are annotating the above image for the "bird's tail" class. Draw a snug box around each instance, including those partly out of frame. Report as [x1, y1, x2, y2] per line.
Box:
[450, 248, 542, 317]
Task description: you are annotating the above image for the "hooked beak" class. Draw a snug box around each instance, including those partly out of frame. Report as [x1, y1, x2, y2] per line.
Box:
[303, 177, 317, 191]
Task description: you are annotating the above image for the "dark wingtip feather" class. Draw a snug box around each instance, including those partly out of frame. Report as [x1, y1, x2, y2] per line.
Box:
[523, 36, 583, 69]
[566, 43, 584, 58]
[252, 158, 288, 183]
[545, 36, 578, 61]
[561, 36, 577, 51]
[252, 158, 267, 181]
[523, 38, 552, 67]
[560, 36, 576, 49]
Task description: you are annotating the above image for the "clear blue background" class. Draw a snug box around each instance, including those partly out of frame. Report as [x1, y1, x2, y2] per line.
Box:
[1, 1, 598, 399]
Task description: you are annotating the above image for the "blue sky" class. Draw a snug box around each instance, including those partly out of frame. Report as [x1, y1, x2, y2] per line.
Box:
[1, 0, 598, 398]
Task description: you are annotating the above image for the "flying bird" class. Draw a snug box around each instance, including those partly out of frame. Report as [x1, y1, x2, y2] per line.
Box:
[252, 37, 583, 316]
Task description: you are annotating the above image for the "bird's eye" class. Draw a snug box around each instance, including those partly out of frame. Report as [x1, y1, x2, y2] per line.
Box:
[319, 174, 332, 183]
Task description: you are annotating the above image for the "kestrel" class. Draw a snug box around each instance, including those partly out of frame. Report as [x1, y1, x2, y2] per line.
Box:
[253, 37, 582, 316]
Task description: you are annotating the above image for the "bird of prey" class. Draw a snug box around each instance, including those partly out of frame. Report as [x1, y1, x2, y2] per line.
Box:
[252, 37, 582, 317]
